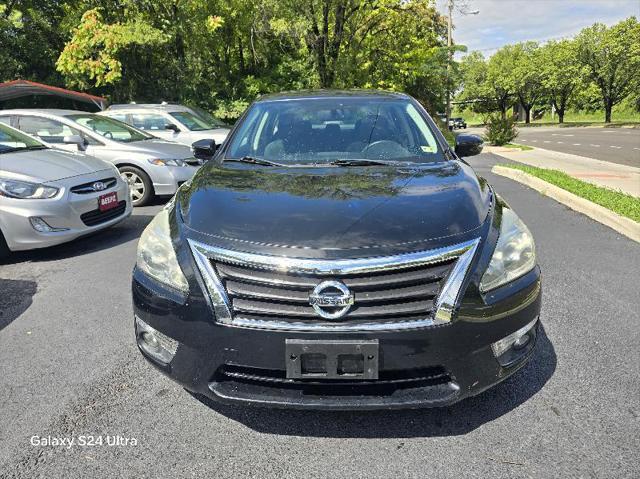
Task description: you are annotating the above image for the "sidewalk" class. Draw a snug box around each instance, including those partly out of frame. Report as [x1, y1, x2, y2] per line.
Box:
[484, 145, 640, 197]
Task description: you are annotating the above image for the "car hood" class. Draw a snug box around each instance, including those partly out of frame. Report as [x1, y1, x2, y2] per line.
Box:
[178, 161, 491, 256]
[0, 148, 113, 183]
[116, 138, 194, 159]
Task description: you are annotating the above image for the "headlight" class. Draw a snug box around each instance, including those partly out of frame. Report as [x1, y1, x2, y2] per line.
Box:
[137, 208, 189, 292]
[148, 158, 186, 167]
[0, 178, 59, 199]
[480, 207, 536, 292]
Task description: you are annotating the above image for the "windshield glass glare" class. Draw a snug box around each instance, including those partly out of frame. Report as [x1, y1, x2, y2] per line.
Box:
[0, 123, 46, 154]
[226, 98, 442, 164]
[169, 111, 216, 131]
[68, 114, 152, 143]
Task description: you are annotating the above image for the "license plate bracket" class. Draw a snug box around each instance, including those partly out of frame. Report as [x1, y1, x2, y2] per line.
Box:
[285, 339, 379, 380]
[98, 192, 118, 212]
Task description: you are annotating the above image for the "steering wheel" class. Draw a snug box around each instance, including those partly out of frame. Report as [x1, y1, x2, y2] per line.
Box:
[362, 140, 409, 158]
[103, 131, 114, 139]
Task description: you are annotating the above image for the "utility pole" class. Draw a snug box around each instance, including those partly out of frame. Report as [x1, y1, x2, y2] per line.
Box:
[445, 0, 453, 128]
[444, 1, 479, 128]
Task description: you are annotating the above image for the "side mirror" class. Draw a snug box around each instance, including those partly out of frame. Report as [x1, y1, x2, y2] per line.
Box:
[454, 134, 484, 158]
[164, 124, 180, 133]
[191, 139, 218, 161]
[63, 135, 87, 151]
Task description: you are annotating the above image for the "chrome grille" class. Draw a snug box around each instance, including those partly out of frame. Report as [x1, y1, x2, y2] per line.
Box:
[218, 262, 450, 322]
[70, 177, 117, 194]
[189, 239, 480, 332]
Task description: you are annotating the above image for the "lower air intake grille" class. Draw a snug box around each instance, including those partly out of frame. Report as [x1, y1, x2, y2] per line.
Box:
[80, 201, 127, 226]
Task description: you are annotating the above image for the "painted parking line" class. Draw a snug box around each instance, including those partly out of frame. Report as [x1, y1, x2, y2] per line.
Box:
[634, 147, 640, 151]
[544, 140, 551, 143]
[572, 143, 581, 146]
[557, 141, 564, 144]
[531, 140, 538, 143]
[551, 133, 574, 137]
[610, 146, 622, 149]
[590, 144, 600, 147]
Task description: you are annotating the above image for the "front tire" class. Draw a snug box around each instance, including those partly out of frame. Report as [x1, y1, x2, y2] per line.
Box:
[119, 166, 154, 207]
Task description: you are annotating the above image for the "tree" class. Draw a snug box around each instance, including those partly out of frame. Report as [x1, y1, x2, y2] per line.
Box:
[539, 39, 583, 123]
[509, 42, 543, 124]
[485, 46, 515, 119]
[457, 51, 494, 116]
[576, 17, 640, 123]
[56, 9, 167, 89]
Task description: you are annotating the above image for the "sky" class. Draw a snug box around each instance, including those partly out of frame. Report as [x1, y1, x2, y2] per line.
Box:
[435, 0, 640, 56]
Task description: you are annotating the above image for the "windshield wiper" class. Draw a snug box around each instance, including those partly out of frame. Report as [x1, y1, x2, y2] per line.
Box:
[225, 156, 286, 167]
[0, 145, 48, 154]
[329, 158, 404, 167]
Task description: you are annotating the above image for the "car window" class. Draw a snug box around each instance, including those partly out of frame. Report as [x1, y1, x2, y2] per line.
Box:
[68, 114, 152, 143]
[0, 116, 11, 126]
[130, 113, 173, 132]
[105, 113, 128, 123]
[15, 116, 84, 144]
[169, 111, 214, 131]
[226, 98, 443, 164]
[0, 122, 46, 153]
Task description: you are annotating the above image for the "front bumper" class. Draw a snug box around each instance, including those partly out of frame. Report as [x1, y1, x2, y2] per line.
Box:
[132, 264, 542, 410]
[0, 175, 132, 252]
[150, 165, 200, 196]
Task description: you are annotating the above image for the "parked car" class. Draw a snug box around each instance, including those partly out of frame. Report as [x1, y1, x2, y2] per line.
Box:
[0, 122, 132, 257]
[100, 104, 230, 147]
[453, 117, 467, 129]
[132, 90, 541, 410]
[0, 110, 202, 206]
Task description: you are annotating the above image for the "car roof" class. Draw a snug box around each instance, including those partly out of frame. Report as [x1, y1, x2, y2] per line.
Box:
[256, 89, 411, 102]
[0, 108, 97, 117]
[105, 104, 190, 113]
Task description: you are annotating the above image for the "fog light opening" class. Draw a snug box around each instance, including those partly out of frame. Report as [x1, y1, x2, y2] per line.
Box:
[29, 217, 68, 233]
[491, 317, 538, 366]
[135, 316, 178, 365]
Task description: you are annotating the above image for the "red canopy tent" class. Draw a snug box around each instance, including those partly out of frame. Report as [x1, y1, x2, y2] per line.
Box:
[0, 79, 107, 110]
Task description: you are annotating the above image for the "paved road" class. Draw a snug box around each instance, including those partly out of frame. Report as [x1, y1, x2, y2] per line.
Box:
[466, 126, 640, 167]
[1, 155, 639, 478]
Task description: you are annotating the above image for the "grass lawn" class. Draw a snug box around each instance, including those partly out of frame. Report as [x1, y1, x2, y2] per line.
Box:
[499, 163, 640, 222]
[502, 143, 533, 151]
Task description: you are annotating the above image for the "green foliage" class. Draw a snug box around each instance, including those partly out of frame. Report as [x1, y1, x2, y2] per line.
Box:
[539, 39, 583, 122]
[575, 17, 640, 122]
[500, 163, 640, 222]
[0, 0, 449, 115]
[457, 17, 640, 124]
[484, 114, 518, 145]
[56, 9, 167, 88]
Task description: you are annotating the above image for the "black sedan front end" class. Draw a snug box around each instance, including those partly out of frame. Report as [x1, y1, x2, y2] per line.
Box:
[132, 91, 541, 410]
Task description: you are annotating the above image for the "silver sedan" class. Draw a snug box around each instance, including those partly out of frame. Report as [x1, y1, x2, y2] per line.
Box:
[0, 110, 202, 206]
[0, 123, 132, 257]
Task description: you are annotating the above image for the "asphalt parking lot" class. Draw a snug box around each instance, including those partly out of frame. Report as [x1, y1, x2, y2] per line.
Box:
[1, 153, 638, 478]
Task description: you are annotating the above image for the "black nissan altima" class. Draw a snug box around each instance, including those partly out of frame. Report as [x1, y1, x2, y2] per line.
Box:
[132, 90, 541, 409]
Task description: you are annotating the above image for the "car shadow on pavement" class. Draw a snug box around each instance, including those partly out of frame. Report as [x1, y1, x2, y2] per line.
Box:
[0, 214, 156, 265]
[0, 278, 37, 331]
[196, 326, 556, 438]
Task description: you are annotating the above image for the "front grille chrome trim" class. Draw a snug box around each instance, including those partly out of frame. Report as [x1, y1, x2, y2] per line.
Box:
[188, 238, 480, 331]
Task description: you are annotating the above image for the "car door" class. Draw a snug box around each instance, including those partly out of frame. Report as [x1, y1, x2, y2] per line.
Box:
[129, 113, 178, 142]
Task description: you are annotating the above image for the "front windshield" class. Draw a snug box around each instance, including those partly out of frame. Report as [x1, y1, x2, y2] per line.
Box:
[226, 98, 443, 164]
[68, 114, 152, 143]
[187, 106, 227, 127]
[0, 123, 46, 154]
[169, 111, 217, 131]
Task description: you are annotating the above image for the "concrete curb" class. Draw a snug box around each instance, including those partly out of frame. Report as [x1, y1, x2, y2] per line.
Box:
[492, 165, 640, 243]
